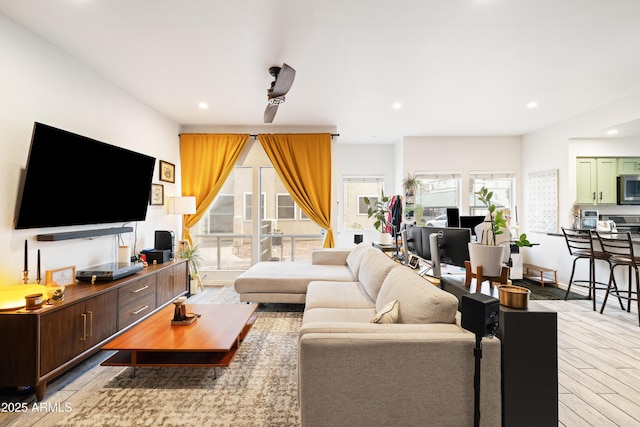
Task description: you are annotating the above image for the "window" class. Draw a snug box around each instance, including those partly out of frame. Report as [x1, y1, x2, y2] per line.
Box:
[276, 194, 296, 220]
[358, 196, 378, 215]
[342, 176, 384, 230]
[207, 194, 234, 233]
[244, 192, 265, 221]
[299, 207, 310, 220]
[414, 174, 460, 225]
[469, 174, 516, 217]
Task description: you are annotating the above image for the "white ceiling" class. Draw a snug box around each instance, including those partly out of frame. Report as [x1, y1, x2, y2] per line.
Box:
[2, 0, 640, 144]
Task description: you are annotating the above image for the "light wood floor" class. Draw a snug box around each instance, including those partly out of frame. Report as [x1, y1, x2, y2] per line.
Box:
[1, 287, 639, 426]
[531, 296, 640, 426]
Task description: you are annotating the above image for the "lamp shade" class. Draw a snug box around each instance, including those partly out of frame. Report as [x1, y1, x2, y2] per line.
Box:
[168, 196, 196, 215]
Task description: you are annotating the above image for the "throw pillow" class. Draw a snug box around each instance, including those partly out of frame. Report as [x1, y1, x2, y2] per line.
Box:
[371, 299, 399, 324]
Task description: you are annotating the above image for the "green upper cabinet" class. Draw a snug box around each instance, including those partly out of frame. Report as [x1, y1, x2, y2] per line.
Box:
[576, 157, 617, 205]
[618, 158, 640, 174]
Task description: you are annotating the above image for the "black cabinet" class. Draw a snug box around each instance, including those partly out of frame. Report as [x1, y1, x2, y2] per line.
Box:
[439, 276, 558, 427]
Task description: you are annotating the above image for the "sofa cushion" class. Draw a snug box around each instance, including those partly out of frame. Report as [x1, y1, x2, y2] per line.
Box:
[303, 307, 376, 324]
[358, 251, 399, 300]
[371, 299, 399, 324]
[376, 267, 459, 324]
[346, 244, 376, 278]
[234, 262, 355, 295]
[305, 281, 375, 310]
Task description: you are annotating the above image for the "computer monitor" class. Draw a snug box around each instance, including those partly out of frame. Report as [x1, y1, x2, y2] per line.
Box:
[446, 208, 460, 228]
[406, 223, 424, 258]
[437, 227, 472, 267]
[419, 226, 471, 269]
[459, 215, 486, 236]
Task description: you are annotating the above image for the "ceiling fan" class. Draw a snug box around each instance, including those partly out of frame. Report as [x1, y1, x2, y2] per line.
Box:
[264, 63, 296, 123]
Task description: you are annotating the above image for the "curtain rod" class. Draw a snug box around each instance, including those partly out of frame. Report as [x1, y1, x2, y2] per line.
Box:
[179, 133, 339, 138]
[249, 133, 340, 138]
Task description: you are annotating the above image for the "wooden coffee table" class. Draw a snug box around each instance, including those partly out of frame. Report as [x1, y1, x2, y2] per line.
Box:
[101, 303, 257, 376]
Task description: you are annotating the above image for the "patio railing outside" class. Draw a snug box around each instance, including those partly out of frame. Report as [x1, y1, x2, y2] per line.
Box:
[192, 233, 324, 272]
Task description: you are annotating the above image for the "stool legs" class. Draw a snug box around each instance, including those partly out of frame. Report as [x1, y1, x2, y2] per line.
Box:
[601, 264, 637, 323]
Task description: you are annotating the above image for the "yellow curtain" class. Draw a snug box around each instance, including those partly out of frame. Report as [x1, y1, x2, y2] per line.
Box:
[179, 133, 250, 245]
[258, 133, 334, 248]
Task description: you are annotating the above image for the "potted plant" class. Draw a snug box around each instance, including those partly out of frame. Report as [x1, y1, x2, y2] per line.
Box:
[179, 243, 204, 294]
[402, 173, 420, 196]
[469, 187, 529, 276]
[364, 191, 392, 244]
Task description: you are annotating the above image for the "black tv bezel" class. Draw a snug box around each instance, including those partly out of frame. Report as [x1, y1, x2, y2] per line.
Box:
[15, 122, 156, 230]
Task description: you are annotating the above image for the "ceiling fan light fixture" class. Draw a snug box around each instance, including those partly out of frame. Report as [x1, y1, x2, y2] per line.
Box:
[268, 97, 285, 106]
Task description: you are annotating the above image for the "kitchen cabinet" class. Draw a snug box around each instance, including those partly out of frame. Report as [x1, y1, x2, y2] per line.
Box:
[576, 157, 617, 204]
[0, 259, 188, 401]
[618, 158, 640, 174]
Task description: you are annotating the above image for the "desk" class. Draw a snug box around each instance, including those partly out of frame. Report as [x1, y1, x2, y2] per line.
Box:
[440, 276, 558, 427]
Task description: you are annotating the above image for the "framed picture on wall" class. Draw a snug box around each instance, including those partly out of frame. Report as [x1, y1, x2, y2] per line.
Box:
[150, 183, 164, 205]
[159, 160, 175, 183]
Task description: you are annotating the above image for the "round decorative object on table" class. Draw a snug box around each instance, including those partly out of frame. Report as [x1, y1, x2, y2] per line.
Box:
[498, 285, 531, 309]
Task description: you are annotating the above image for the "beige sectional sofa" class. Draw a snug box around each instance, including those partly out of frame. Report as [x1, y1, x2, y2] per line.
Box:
[235, 244, 502, 426]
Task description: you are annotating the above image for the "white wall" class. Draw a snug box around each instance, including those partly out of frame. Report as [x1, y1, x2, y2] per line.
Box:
[522, 93, 640, 285]
[403, 135, 523, 215]
[334, 143, 396, 247]
[0, 15, 181, 287]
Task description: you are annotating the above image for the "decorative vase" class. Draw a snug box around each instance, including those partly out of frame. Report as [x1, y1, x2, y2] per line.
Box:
[379, 232, 392, 245]
[468, 243, 506, 277]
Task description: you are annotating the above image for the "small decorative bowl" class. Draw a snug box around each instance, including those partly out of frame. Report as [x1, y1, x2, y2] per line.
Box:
[498, 285, 531, 309]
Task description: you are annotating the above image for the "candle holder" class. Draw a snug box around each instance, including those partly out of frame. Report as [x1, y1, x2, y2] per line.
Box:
[23, 270, 29, 284]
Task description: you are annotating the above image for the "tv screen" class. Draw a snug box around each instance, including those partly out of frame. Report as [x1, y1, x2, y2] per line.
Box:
[15, 122, 156, 229]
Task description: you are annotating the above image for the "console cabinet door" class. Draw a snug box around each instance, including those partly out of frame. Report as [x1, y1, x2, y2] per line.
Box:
[84, 291, 118, 348]
[156, 262, 188, 305]
[40, 291, 117, 376]
[40, 302, 86, 376]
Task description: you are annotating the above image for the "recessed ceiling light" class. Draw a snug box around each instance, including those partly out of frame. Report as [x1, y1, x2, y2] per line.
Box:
[606, 129, 619, 135]
[526, 101, 539, 109]
[392, 102, 402, 110]
[198, 102, 208, 109]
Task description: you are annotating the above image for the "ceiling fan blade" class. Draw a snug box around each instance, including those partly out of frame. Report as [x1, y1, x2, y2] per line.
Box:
[270, 63, 296, 98]
[264, 103, 279, 123]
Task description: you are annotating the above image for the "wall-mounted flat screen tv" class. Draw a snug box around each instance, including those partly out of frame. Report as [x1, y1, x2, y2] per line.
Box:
[15, 122, 156, 229]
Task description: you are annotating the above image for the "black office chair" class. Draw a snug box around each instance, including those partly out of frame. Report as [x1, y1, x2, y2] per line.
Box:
[561, 227, 621, 311]
[595, 231, 639, 326]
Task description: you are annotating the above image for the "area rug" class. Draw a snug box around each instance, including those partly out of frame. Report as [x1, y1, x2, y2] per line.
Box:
[53, 308, 302, 426]
[511, 279, 587, 300]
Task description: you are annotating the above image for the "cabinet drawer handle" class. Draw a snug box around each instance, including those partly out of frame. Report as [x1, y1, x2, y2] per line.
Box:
[592, 192, 596, 200]
[132, 305, 149, 315]
[87, 311, 93, 338]
[599, 191, 603, 201]
[80, 313, 87, 341]
[131, 285, 149, 294]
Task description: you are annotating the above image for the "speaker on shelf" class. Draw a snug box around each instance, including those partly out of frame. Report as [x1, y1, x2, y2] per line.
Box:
[155, 230, 175, 259]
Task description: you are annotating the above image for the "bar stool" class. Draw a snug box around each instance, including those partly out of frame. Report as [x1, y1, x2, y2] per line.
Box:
[595, 231, 639, 325]
[561, 227, 620, 311]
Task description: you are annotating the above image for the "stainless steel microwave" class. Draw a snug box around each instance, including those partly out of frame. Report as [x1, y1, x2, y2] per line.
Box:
[617, 175, 640, 205]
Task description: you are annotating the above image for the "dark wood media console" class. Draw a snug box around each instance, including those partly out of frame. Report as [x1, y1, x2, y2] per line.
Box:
[0, 259, 188, 401]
